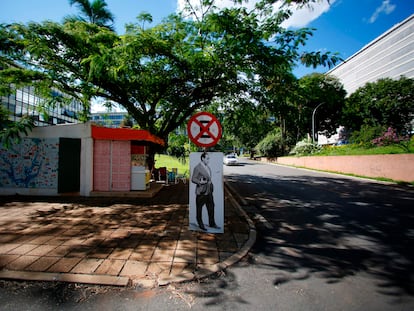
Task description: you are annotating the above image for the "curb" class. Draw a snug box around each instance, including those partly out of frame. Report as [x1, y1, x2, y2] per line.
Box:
[158, 183, 257, 286]
[0, 270, 129, 286]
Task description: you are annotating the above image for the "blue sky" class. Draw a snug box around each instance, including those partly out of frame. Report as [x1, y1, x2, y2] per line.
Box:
[0, 0, 413, 78]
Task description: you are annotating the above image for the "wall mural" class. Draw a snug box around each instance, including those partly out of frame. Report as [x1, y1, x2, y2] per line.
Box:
[0, 138, 59, 189]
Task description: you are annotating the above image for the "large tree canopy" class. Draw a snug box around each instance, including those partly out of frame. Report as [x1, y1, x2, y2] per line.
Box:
[0, 0, 341, 155]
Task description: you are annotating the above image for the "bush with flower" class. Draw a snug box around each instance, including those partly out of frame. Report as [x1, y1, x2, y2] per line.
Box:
[372, 127, 411, 152]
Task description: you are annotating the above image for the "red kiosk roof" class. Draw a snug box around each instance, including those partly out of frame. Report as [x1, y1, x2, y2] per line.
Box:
[91, 125, 164, 146]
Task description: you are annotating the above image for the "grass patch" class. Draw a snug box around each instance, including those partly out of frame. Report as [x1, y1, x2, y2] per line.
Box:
[154, 154, 190, 177]
[316, 143, 414, 156]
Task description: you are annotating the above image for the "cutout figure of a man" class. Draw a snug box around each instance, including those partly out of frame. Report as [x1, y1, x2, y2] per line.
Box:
[191, 152, 219, 231]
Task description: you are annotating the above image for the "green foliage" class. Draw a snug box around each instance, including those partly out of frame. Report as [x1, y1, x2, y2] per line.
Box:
[0, 106, 35, 148]
[220, 97, 273, 151]
[260, 72, 346, 145]
[0, 0, 342, 157]
[255, 128, 287, 157]
[289, 138, 321, 156]
[349, 124, 385, 146]
[298, 73, 346, 135]
[316, 141, 414, 156]
[343, 77, 414, 135]
[166, 132, 190, 160]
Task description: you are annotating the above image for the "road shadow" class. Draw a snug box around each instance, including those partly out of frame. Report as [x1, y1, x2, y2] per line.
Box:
[225, 171, 414, 298]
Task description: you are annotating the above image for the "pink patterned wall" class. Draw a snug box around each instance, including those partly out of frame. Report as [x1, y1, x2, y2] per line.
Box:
[111, 141, 131, 191]
[93, 140, 131, 191]
[93, 140, 111, 191]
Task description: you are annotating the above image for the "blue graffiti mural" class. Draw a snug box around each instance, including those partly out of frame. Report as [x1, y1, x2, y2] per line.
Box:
[0, 138, 59, 189]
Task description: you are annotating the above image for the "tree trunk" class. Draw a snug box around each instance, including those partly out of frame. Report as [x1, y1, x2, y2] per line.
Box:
[146, 142, 165, 171]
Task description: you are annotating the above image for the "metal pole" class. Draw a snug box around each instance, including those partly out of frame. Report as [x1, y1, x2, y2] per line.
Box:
[312, 103, 324, 144]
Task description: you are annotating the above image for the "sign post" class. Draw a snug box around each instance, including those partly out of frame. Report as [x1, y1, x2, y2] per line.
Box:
[187, 112, 222, 148]
[187, 112, 224, 233]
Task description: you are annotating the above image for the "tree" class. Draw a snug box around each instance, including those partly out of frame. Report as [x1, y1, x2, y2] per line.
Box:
[220, 97, 273, 156]
[258, 73, 345, 146]
[0, 0, 341, 164]
[136, 12, 153, 30]
[343, 77, 414, 135]
[296, 73, 346, 139]
[65, 0, 115, 30]
[255, 127, 287, 157]
[120, 115, 134, 128]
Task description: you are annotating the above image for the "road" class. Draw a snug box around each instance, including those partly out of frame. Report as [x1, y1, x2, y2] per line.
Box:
[1, 158, 413, 310]
[222, 158, 414, 310]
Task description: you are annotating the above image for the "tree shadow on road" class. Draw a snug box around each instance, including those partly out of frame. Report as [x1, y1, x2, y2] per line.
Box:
[226, 173, 414, 298]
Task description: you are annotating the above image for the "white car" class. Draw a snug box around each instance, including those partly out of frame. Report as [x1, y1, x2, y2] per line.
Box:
[223, 154, 239, 166]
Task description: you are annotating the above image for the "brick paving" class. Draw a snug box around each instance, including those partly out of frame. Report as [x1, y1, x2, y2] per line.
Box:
[0, 182, 252, 287]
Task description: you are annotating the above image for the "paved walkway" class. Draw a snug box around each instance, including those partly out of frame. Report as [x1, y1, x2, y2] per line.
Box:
[0, 182, 254, 288]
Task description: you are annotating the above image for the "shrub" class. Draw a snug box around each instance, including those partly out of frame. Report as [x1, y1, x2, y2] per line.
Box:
[372, 127, 410, 152]
[255, 128, 286, 157]
[289, 138, 321, 156]
[349, 125, 384, 146]
[167, 133, 190, 160]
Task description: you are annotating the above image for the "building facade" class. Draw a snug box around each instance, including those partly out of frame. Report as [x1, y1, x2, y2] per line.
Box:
[90, 111, 131, 128]
[1, 86, 84, 126]
[327, 14, 414, 96]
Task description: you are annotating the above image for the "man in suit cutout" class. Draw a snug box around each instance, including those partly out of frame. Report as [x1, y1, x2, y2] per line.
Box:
[191, 152, 219, 231]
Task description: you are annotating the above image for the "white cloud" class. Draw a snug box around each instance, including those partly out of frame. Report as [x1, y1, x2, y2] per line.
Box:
[281, 0, 333, 28]
[368, 0, 396, 23]
[176, 0, 334, 28]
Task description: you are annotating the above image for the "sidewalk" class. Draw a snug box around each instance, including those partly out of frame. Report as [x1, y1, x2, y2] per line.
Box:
[0, 182, 255, 288]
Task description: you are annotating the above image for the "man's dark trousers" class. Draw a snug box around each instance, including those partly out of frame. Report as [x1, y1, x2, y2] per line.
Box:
[196, 193, 216, 227]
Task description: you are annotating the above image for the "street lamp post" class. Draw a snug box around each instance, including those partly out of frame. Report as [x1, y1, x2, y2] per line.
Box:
[312, 103, 324, 144]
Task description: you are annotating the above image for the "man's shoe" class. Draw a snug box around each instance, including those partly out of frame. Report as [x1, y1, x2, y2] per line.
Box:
[199, 224, 207, 231]
[209, 224, 220, 229]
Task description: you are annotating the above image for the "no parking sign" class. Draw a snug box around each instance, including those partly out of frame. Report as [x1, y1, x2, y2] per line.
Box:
[187, 112, 222, 147]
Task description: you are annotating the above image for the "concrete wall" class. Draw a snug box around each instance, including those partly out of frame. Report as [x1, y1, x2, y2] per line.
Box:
[272, 154, 414, 183]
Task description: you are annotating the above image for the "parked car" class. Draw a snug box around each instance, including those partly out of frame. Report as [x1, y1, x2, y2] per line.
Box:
[223, 154, 239, 166]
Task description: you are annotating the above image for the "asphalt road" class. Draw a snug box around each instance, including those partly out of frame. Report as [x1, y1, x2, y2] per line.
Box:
[1, 158, 413, 310]
[222, 158, 414, 311]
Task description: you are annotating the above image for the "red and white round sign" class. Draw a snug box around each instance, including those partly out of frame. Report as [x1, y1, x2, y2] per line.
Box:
[187, 112, 222, 147]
